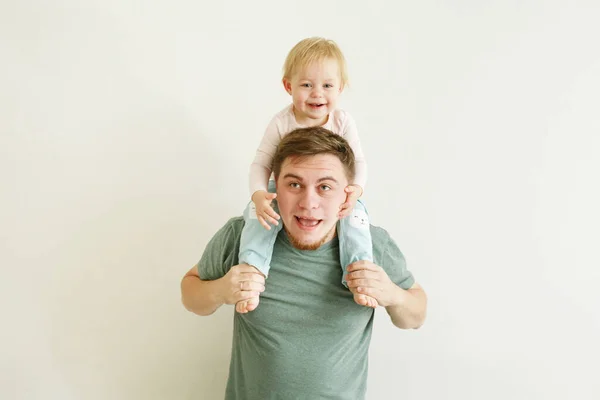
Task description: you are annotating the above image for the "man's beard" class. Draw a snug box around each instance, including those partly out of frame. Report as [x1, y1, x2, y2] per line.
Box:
[284, 225, 337, 250]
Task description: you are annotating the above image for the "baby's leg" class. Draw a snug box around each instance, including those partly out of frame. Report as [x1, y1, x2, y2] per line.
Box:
[239, 182, 282, 279]
[338, 200, 377, 308]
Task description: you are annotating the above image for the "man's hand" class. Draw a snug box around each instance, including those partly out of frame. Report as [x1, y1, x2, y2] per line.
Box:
[338, 184, 363, 218]
[218, 264, 266, 306]
[345, 260, 401, 307]
[252, 190, 280, 230]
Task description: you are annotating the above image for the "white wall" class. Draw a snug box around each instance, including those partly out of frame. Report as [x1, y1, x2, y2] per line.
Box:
[2, 1, 599, 399]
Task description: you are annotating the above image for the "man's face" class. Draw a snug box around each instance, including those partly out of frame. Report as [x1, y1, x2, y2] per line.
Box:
[275, 153, 349, 250]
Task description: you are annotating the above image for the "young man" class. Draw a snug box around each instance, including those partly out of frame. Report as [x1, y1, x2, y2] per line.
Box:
[181, 127, 427, 400]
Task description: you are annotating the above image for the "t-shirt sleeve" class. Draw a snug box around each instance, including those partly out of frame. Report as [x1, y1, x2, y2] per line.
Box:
[196, 217, 244, 280]
[372, 226, 415, 290]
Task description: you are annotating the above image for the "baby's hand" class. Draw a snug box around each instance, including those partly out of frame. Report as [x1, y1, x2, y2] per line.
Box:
[252, 190, 281, 230]
[338, 185, 363, 219]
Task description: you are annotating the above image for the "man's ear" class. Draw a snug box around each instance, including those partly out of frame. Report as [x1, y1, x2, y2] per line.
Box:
[282, 78, 292, 95]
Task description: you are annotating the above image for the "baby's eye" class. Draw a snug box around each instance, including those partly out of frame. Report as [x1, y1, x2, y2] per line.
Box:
[324, 83, 334, 88]
[301, 83, 311, 88]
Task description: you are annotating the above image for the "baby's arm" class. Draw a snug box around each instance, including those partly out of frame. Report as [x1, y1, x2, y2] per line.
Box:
[339, 114, 368, 218]
[249, 118, 282, 229]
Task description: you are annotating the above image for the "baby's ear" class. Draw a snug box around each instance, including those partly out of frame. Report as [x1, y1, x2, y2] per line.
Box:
[282, 78, 292, 95]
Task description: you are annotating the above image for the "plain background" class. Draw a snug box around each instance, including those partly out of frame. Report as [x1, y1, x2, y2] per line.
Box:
[2, 1, 599, 399]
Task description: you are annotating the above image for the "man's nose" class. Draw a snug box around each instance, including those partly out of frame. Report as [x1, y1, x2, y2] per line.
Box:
[298, 189, 319, 209]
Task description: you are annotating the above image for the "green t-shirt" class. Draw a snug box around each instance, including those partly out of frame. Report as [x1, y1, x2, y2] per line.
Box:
[197, 217, 415, 400]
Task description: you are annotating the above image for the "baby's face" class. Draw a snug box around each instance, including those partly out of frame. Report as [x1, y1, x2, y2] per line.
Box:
[283, 58, 343, 126]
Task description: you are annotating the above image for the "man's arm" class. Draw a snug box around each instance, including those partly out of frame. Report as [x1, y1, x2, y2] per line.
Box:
[181, 265, 265, 316]
[181, 266, 225, 316]
[384, 282, 427, 329]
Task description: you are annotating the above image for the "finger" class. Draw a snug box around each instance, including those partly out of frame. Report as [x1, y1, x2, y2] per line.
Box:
[347, 278, 374, 288]
[233, 264, 267, 277]
[339, 202, 350, 210]
[238, 278, 265, 290]
[239, 271, 266, 283]
[338, 209, 350, 218]
[348, 281, 378, 292]
[346, 260, 378, 272]
[265, 193, 277, 200]
[265, 207, 281, 220]
[346, 269, 379, 280]
[262, 213, 279, 226]
[240, 280, 265, 292]
[349, 185, 363, 197]
[356, 286, 379, 298]
[257, 215, 272, 230]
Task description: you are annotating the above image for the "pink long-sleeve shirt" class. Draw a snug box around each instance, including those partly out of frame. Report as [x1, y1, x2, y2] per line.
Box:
[249, 105, 368, 196]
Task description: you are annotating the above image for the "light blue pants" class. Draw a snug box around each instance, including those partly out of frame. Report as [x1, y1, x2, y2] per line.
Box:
[239, 181, 373, 287]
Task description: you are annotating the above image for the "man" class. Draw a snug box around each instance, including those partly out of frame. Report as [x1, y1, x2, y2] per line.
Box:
[181, 127, 427, 399]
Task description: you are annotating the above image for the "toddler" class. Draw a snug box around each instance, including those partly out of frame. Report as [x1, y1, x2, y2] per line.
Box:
[237, 37, 376, 313]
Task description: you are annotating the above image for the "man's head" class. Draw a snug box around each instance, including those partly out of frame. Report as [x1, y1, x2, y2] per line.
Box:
[273, 128, 356, 250]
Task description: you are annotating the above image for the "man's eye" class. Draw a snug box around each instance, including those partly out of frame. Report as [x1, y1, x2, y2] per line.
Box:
[320, 185, 331, 191]
[290, 182, 301, 188]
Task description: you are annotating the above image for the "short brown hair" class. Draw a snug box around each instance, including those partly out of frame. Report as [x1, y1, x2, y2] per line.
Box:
[282, 37, 349, 88]
[272, 127, 355, 182]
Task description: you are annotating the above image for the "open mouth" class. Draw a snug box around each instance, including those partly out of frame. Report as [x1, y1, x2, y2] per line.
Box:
[295, 216, 323, 230]
[308, 103, 326, 109]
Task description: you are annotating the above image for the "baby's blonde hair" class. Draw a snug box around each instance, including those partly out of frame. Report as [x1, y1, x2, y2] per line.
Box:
[282, 37, 348, 87]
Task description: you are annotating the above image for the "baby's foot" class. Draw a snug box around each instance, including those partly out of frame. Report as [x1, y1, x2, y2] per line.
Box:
[353, 293, 378, 309]
[236, 295, 260, 313]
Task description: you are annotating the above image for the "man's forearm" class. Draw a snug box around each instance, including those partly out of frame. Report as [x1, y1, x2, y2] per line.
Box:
[181, 275, 224, 316]
[385, 285, 427, 329]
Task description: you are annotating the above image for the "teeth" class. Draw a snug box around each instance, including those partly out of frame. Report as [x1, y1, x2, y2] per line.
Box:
[298, 218, 319, 227]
